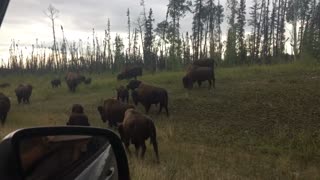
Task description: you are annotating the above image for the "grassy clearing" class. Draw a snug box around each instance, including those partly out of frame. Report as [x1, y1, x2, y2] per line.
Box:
[1, 62, 320, 179]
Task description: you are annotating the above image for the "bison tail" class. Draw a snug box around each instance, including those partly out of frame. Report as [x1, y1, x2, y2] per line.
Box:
[149, 120, 159, 162]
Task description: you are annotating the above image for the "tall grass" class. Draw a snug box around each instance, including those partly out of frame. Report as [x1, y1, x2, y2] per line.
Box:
[1, 61, 320, 179]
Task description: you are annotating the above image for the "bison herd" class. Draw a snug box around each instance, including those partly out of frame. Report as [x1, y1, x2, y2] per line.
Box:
[0, 58, 215, 163]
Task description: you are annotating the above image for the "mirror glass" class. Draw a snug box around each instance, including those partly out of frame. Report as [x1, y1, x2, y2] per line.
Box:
[18, 135, 118, 180]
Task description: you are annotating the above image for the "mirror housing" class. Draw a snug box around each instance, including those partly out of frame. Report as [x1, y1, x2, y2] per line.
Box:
[0, 126, 130, 180]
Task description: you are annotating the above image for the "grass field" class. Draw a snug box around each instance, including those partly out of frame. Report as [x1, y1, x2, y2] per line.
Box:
[1, 61, 320, 179]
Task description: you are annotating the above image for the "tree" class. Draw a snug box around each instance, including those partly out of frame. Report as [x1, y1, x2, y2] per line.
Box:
[144, 8, 155, 71]
[237, 0, 246, 64]
[44, 4, 59, 69]
[192, 0, 204, 60]
[248, 0, 260, 62]
[225, 0, 238, 65]
[127, 8, 132, 59]
[167, 0, 192, 59]
[114, 35, 125, 72]
[215, 0, 224, 63]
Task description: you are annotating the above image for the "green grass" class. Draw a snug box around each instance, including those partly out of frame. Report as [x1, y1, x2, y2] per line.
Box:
[1, 61, 320, 179]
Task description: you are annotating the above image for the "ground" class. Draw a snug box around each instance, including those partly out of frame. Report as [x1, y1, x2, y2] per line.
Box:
[1, 61, 320, 179]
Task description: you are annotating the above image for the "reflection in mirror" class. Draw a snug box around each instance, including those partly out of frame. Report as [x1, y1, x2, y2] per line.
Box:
[19, 135, 118, 180]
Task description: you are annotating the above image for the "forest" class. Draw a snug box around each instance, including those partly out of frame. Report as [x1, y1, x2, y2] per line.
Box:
[1, 0, 320, 74]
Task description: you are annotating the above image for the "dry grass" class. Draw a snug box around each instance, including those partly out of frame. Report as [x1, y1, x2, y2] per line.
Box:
[1, 62, 320, 179]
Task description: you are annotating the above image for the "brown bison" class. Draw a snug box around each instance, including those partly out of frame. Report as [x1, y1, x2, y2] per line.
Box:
[117, 66, 143, 80]
[97, 99, 135, 128]
[118, 108, 159, 162]
[15, 84, 33, 104]
[183, 66, 214, 89]
[66, 104, 90, 126]
[116, 85, 129, 103]
[0, 93, 10, 125]
[65, 72, 86, 92]
[127, 80, 169, 116]
[51, 79, 61, 88]
[0, 83, 10, 88]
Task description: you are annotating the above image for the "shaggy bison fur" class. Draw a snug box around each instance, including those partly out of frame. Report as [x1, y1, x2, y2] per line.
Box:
[51, 79, 61, 88]
[97, 99, 135, 128]
[127, 80, 169, 116]
[183, 66, 215, 89]
[117, 66, 143, 80]
[118, 108, 159, 162]
[116, 85, 129, 103]
[66, 104, 90, 126]
[15, 84, 33, 104]
[192, 58, 215, 68]
[65, 72, 86, 92]
[0, 93, 10, 125]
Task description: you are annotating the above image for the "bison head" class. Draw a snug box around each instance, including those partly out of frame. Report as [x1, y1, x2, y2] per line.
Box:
[117, 73, 125, 80]
[97, 106, 107, 123]
[78, 75, 86, 83]
[127, 80, 142, 90]
[72, 104, 84, 114]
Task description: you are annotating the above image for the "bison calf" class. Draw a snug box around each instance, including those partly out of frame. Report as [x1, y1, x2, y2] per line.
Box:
[127, 80, 169, 116]
[118, 108, 159, 162]
[97, 99, 135, 128]
[66, 104, 90, 126]
[15, 84, 33, 104]
[0, 93, 10, 125]
[51, 79, 61, 88]
[116, 86, 129, 103]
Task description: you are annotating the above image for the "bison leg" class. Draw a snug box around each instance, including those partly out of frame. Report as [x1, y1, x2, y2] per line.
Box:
[0, 115, 5, 125]
[124, 142, 131, 155]
[134, 144, 140, 158]
[165, 105, 169, 117]
[144, 104, 151, 114]
[141, 142, 146, 159]
[197, 81, 202, 87]
[208, 80, 212, 90]
[158, 104, 163, 114]
[17, 97, 21, 104]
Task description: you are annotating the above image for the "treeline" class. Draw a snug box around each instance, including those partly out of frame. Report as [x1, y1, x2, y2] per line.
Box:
[1, 0, 320, 74]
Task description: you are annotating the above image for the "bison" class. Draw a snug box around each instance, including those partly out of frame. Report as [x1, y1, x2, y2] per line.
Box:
[51, 79, 61, 88]
[0, 93, 10, 125]
[116, 85, 129, 103]
[65, 72, 86, 92]
[192, 58, 215, 68]
[127, 80, 169, 116]
[183, 66, 214, 89]
[97, 99, 135, 128]
[117, 66, 143, 80]
[84, 78, 92, 85]
[118, 108, 159, 162]
[66, 104, 90, 126]
[15, 84, 33, 104]
[0, 83, 10, 88]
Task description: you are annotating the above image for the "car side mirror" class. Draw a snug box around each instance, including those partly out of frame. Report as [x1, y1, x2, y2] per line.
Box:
[0, 126, 130, 180]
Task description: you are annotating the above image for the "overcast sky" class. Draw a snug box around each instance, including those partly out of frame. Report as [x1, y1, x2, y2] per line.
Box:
[0, 0, 291, 61]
